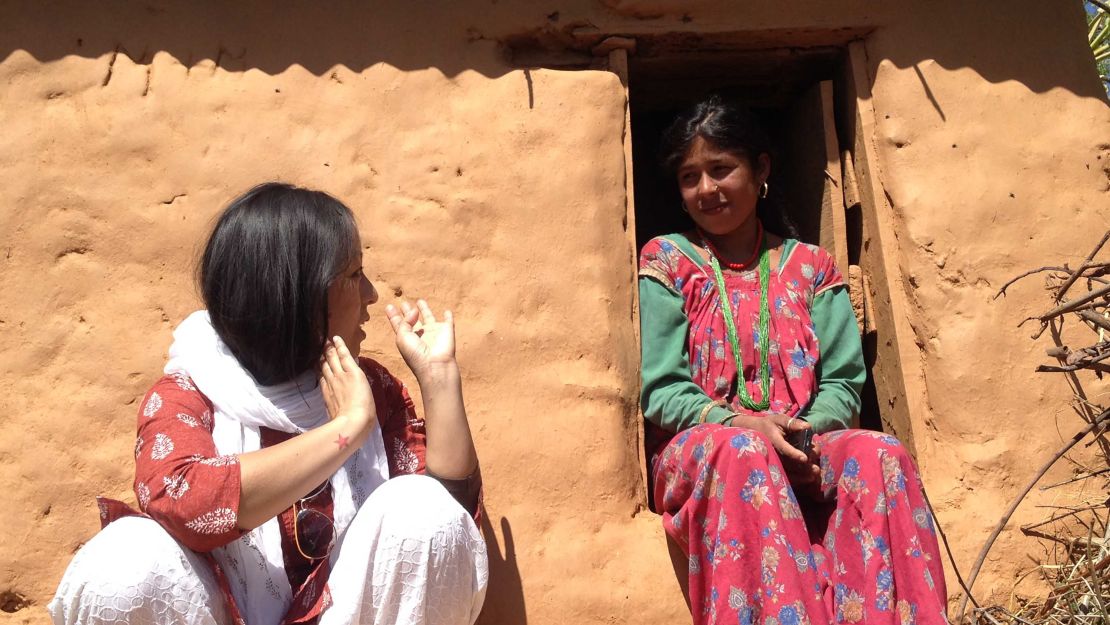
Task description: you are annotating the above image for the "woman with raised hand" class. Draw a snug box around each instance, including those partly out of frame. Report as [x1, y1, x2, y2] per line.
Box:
[639, 96, 947, 625]
[49, 183, 487, 625]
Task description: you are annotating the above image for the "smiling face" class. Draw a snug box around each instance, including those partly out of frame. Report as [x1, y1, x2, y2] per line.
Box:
[326, 242, 378, 356]
[677, 135, 770, 236]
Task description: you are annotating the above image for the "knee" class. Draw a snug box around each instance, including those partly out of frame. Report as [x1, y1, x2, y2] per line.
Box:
[366, 475, 482, 546]
[50, 517, 200, 623]
[352, 477, 487, 624]
[72, 517, 182, 589]
[841, 431, 919, 486]
[676, 425, 776, 488]
[848, 431, 912, 463]
[712, 426, 775, 466]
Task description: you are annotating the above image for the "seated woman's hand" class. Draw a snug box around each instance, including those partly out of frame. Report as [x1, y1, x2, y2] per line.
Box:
[727, 414, 820, 487]
[320, 336, 378, 431]
[385, 299, 458, 383]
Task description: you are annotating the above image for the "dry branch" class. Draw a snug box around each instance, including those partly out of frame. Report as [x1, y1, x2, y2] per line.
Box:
[1055, 231, 1110, 301]
[957, 409, 1110, 622]
[1039, 467, 1110, 491]
[996, 264, 1110, 301]
[996, 267, 1072, 300]
[964, 231, 1110, 625]
[1022, 500, 1110, 532]
[1077, 310, 1110, 333]
[1036, 283, 1110, 325]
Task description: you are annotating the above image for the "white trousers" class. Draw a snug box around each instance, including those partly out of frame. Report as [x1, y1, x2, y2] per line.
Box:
[49, 475, 488, 625]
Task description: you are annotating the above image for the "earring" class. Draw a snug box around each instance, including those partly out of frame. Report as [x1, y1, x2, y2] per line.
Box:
[759, 181, 769, 198]
[713, 184, 720, 192]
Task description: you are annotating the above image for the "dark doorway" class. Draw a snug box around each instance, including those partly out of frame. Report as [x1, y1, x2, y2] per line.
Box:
[627, 46, 883, 431]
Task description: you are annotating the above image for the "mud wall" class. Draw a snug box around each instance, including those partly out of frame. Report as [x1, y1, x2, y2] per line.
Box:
[1, 1, 1108, 623]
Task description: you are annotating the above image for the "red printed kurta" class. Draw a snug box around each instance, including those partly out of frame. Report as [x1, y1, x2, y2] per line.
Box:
[101, 357, 431, 625]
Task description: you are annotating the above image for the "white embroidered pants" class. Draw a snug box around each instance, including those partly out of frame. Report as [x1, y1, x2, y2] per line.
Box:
[49, 475, 488, 625]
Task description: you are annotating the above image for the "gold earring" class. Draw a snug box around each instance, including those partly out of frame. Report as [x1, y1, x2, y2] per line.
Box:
[759, 182, 769, 198]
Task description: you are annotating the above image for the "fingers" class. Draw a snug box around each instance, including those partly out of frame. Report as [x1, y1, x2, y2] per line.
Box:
[416, 299, 436, 323]
[769, 430, 810, 464]
[332, 336, 358, 371]
[733, 414, 814, 467]
[786, 416, 811, 432]
[385, 304, 400, 328]
[387, 301, 422, 326]
[320, 354, 340, 419]
[324, 339, 343, 373]
[320, 361, 334, 395]
[783, 459, 821, 486]
[402, 300, 427, 337]
[387, 299, 445, 341]
[760, 414, 809, 463]
[319, 371, 338, 419]
[770, 414, 810, 432]
[384, 304, 411, 335]
[745, 416, 810, 464]
[402, 301, 420, 325]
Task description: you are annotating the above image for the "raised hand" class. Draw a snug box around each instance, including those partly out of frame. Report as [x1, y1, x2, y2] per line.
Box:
[386, 299, 477, 480]
[320, 336, 377, 432]
[385, 299, 457, 382]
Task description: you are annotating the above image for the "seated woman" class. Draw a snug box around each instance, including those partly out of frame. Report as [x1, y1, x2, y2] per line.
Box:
[49, 183, 488, 625]
[639, 96, 947, 625]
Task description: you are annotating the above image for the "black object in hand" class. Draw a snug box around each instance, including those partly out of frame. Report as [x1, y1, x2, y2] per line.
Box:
[786, 428, 814, 455]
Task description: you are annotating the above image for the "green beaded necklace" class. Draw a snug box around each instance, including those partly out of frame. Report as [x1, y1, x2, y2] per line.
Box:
[703, 228, 772, 412]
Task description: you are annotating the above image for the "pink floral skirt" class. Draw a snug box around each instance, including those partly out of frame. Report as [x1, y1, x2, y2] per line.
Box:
[654, 424, 948, 625]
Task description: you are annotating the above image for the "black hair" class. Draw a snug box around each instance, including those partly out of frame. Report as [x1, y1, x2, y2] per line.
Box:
[199, 182, 360, 386]
[658, 94, 798, 238]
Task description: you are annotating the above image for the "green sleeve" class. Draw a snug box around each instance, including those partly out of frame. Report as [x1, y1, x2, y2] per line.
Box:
[798, 285, 866, 432]
[639, 277, 734, 432]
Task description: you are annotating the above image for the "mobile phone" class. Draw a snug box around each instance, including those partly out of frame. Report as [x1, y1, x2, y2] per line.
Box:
[786, 428, 814, 455]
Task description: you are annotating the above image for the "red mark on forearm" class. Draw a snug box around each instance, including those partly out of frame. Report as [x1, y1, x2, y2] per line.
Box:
[335, 433, 350, 450]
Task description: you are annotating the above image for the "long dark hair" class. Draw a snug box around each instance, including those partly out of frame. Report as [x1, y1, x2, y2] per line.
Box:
[199, 182, 359, 386]
[658, 94, 798, 238]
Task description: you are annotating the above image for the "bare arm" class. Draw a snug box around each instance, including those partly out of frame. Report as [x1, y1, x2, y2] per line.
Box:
[419, 363, 479, 479]
[386, 300, 479, 480]
[236, 336, 376, 530]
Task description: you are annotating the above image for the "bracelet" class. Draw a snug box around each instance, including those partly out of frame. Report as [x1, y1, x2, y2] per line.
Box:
[698, 400, 728, 424]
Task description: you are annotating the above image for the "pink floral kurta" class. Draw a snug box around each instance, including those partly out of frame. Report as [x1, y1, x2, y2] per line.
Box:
[639, 234, 948, 625]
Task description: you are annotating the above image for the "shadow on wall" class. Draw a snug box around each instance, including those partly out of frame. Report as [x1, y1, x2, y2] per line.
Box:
[478, 513, 528, 625]
[0, 1, 518, 79]
[1, 0, 1107, 100]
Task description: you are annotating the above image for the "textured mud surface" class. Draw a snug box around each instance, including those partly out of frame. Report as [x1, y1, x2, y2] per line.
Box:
[1, 2, 1108, 623]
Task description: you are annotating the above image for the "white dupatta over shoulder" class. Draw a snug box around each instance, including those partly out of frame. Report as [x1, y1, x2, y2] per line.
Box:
[164, 311, 390, 625]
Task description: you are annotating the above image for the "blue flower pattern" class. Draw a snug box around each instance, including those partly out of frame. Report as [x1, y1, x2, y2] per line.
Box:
[640, 238, 946, 625]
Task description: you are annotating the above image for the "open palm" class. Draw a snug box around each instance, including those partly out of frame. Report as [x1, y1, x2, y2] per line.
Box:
[385, 299, 456, 378]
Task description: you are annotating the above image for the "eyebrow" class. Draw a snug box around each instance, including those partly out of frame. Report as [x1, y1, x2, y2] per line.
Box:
[679, 157, 735, 171]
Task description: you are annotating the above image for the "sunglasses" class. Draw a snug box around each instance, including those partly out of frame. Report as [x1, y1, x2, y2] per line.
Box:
[293, 481, 336, 561]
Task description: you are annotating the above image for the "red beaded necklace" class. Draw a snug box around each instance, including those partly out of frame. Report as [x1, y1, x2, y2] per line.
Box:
[699, 221, 764, 270]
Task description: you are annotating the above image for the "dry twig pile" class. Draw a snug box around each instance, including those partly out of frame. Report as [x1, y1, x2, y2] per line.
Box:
[954, 230, 1110, 625]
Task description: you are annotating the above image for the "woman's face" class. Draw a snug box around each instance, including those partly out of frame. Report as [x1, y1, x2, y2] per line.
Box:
[326, 243, 378, 356]
[677, 136, 770, 236]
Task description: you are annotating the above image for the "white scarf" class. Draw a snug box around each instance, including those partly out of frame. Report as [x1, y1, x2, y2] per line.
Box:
[165, 311, 390, 625]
